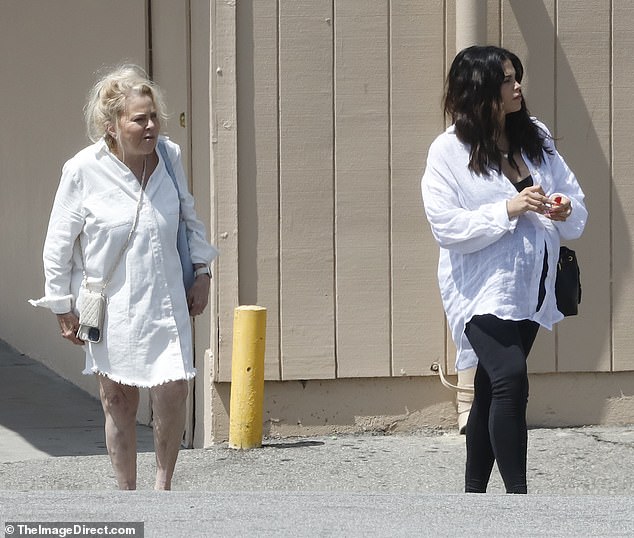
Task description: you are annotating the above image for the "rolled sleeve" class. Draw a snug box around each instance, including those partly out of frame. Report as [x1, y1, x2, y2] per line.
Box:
[30, 163, 85, 313]
[545, 137, 588, 241]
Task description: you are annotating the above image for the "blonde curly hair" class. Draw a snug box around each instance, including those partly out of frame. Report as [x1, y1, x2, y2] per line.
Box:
[84, 64, 168, 149]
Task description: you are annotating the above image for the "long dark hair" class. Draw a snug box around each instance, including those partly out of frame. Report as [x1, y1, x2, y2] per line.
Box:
[443, 45, 551, 175]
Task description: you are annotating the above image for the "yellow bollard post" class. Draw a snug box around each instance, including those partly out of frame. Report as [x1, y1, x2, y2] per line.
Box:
[229, 305, 267, 449]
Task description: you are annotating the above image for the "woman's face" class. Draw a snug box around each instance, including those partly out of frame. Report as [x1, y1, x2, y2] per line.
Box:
[111, 92, 160, 158]
[500, 59, 522, 115]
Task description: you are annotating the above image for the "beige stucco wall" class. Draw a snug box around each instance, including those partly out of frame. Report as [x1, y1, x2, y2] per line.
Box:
[0, 0, 148, 400]
[3, 1, 634, 448]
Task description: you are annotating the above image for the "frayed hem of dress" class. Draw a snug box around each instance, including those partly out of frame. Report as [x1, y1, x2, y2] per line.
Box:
[82, 367, 196, 388]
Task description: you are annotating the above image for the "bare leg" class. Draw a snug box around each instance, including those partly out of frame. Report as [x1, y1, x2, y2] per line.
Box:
[150, 380, 189, 490]
[98, 375, 140, 490]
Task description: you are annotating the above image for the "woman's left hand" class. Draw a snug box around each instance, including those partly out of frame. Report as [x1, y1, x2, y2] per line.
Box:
[57, 312, 84, 345]
[187, 275, 210, 317]
[544, 194, 572, 222]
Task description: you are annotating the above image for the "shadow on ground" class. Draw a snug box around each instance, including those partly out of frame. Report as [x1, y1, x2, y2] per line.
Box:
[0, 339, 153, 461]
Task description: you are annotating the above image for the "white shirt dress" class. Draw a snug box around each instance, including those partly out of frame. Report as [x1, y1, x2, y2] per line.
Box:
[421, 120, 587, 371]
[31, 137, 218, 387]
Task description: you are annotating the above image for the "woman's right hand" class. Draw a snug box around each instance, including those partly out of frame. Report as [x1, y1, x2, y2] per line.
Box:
[56, 312, 84, 345]
[506, 185, 549, 219]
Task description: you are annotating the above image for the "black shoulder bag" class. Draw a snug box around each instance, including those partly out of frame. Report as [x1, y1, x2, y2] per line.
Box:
[556, 246, 581, 316]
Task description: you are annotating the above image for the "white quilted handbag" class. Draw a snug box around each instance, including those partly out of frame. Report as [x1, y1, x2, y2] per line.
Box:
[77, 287, 106, 343]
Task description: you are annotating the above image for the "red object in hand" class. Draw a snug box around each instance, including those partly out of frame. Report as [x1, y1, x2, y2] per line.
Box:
[553, 196, 562, 204]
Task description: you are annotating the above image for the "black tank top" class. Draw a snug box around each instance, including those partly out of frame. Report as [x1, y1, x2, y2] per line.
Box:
[512, 175, 548, 311]
[513, 175, 533, 193]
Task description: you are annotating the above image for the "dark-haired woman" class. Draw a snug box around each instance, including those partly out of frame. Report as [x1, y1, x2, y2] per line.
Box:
[421, 46, 587, 493]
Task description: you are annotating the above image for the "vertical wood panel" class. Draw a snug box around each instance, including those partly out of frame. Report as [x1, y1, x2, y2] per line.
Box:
[612, 1, 634, 371]
[444, 1, 458, 373]
[236, 0, 281, 379]
[391, 0, 447, 376]
[214, 0, 240, 381]
[151, 0, 196, 442]
[279, 0, 336, 379]
[504, 0, 557, 373]
[487, 0, 501, 44]
[556, 0, 611, 372]
[190, 0, 215, 447]
[446, 0, 456, 72]
[505, 1, 556, 138]
[151, 0, 190, 170]
[334, 1, 391, 378]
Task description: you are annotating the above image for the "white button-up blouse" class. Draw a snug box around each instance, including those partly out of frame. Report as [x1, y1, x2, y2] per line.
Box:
[30, 137, 218, 387]
[421, 120, 587, 371]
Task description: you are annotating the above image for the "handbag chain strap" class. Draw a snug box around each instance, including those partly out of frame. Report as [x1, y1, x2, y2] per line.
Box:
[82, 156, 148, 295]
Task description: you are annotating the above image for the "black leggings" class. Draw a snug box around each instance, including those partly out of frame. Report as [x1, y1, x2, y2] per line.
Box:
[464, 314, 539, 494]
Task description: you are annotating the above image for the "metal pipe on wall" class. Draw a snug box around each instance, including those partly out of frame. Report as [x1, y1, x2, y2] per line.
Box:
[454, 0, 487, 432]
[455, 0, 487, 51]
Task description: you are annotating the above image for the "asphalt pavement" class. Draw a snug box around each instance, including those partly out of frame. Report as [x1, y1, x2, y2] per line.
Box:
[1, 339, 633, 537]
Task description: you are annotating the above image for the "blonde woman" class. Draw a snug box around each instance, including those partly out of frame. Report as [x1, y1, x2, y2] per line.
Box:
[31, 65, 217, 490]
